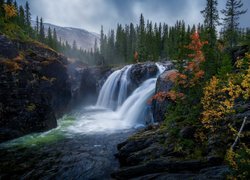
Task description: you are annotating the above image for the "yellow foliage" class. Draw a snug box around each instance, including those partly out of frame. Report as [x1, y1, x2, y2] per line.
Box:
[241, 66, 250, 100]
[3, 4, 17, 19]
[201, 72, 249, 131]
[226, 149, 238, 170]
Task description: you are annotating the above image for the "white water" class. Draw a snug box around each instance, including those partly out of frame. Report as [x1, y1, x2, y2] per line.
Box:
[118, 78, 156, 124]
[68, 63, 166, 134]
[96, 65, 132, 109]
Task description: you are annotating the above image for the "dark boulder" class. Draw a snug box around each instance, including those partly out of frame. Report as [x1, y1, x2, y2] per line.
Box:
[152, 69, 177, 122]
[128, 62, 158, 94]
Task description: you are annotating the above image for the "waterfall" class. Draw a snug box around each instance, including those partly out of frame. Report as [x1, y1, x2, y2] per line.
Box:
[68, 63, 167, 134]
[117, 78, 157, 124]
[96, 65, 132, 109]
[96, 63, 166, 126]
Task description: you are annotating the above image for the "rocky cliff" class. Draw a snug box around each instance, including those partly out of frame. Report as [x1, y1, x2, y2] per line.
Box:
[0, 35, 72, 142]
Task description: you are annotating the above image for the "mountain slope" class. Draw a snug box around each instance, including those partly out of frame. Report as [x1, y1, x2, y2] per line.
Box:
[32, 21, 100, 50]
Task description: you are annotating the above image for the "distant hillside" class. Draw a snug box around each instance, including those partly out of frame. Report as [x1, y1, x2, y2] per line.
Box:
[32, 21, 100, 50]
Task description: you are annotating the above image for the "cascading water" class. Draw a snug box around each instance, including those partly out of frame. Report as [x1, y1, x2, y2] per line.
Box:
[96, 65, 132, 109]
[68, 62, 166, 134]
[117, 78, 157, 125]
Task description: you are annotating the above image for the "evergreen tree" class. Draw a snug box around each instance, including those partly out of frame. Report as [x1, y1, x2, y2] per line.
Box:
[201, 0, 220, 46]
[35, 16, 39, 34]
[137, 13, 146, 61]
[52, 28, 58, 49]
[47, 27, 53, 47]
[100, 25, 105, 56]
[129, 23, 136, 62]
[221, 0, 247, 47]
[72, 40, 77, 51]
[25, 1, 31, 26]
[18, 5, 25, 28]
[94, 38, 99, 53]
[39, 17, 45, 42]
[201, 0, 220, 29]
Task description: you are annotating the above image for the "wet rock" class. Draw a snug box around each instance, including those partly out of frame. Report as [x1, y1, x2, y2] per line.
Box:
[152, 69, 177, 122]
[67, 62, 112, 106]
[197, 165, 229, 179]
[112, 158, 223, 179]
[128, 62, 158, 94]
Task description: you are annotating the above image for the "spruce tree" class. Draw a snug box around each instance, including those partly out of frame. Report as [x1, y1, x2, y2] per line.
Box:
[47, 27, 53, 47]
[221, 0, 247, 47]
[35, 16, 39, 34]
[201, 0, 220, 46]
[18, 6, 25, 28]
[25, 1, 31, 26]
[100, 25, 105, 56]
[39, 17, 45, 42]
[72, 40, 77, 51]
[137, 13, 146, 61]
[52, 28, 58, 49]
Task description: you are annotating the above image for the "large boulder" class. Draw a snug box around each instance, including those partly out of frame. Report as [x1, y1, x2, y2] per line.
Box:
[128, 62, 158, 94]
[152, 69, 177, 122]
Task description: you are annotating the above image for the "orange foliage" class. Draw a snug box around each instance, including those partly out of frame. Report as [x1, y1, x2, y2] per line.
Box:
[149, 90, 185, 104]
[167, 71, 179, 82]
[150, 32, 207, 103]
[134, 51, 139, 63]
[180, 32, 207, 87]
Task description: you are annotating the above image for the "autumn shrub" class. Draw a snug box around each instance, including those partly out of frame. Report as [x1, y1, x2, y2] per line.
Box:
[226, 144, 250, 179]
[201, 54, 250, 133]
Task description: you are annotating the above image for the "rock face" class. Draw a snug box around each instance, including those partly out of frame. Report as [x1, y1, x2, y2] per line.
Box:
[152, 69, 177, 122]
[0, 35, 71, 142]
[67, 62, 111, 106]
[112, 126, 229, 179]
[128, 62, 158, 94]
[0, 35, 18, 59]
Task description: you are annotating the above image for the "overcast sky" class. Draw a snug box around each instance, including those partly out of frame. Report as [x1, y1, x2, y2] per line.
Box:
[16, 0, 250, 33]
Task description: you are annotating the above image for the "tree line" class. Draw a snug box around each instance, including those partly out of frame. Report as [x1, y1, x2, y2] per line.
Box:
[98, 0, 249, 68]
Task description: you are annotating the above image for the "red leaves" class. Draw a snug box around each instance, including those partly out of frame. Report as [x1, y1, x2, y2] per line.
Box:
[150, 32, 207, 104]
[148, 90, 185, 104]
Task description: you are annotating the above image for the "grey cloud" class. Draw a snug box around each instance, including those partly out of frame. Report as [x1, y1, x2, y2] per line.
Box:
[16, 0, 250, 33]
